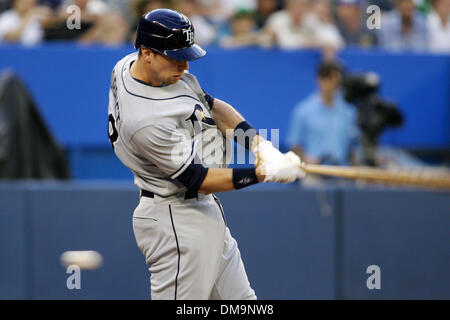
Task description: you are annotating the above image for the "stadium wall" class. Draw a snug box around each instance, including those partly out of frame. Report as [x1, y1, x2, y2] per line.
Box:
[0, 183, 449, 299]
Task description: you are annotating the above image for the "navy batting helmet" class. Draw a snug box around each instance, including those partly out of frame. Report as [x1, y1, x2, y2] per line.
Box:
[134, 8, 206, 61]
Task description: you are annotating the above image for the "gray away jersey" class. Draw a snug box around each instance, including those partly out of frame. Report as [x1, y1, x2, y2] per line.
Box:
[108, 52, 229, 196]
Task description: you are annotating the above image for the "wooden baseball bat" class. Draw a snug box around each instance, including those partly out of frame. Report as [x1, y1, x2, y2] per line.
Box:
[299, 163, 450, 189]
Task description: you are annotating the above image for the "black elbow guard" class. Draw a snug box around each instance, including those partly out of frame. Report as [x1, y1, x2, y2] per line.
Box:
[176, 161, 209, 192]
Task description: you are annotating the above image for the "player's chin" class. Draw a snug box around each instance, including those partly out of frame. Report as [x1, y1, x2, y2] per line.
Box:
[165, 78, 179, 85]
[167, 75, 183, 84]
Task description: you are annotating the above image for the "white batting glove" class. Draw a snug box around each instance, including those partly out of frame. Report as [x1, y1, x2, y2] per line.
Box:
[284, 151, 306, 180]
[253, 140, 306, 183]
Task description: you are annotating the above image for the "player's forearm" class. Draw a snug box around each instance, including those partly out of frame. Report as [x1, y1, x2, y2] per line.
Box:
[210, 98, 245, 139]
[198, 168, 234, 193]
[198, 168, 263, 194]
[210, 98, 267, 151]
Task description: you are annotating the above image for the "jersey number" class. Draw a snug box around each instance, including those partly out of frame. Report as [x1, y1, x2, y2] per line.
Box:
[108, 113, 118, 149]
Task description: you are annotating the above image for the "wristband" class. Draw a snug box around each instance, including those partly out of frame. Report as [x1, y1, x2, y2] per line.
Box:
[233, 121, 258, 150]
[232, 167, 259, 190]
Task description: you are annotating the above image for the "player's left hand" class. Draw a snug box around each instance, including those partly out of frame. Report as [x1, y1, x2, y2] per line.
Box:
[284, 151, 306, 179]
[253, 140, 306, 183]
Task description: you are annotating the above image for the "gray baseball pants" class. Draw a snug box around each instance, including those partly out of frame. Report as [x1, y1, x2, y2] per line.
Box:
[132, 193, 257, 300]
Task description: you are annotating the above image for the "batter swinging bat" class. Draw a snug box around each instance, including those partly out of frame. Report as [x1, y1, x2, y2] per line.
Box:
[299, 163, 450, 190]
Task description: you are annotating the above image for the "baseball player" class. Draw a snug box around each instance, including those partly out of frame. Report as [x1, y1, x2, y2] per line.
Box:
[107, 8, 305, 300]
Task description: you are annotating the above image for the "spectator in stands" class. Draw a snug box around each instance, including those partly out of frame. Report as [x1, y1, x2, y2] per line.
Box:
[177, 0, 217, 46]
[427, 0, 450, 53]
[263, 0, 314, 49]
[43, 0, 129, 45]
[0, 0, 52, 45]
[287, 61, 359, 166]
[254, 0, 279, 29]
[219, 8, 262, 48]
[304, 0, 344, 57]
[377, 0, 428, 51]
[263, 0, 343, 53]
[335, 0, 377, 48]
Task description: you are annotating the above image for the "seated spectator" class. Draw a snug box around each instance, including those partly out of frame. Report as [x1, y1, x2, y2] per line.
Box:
[377, 0, 428, 51]
[427, 0, 450, 53]
[335, 0, 377, 48]
[219, 9, 261, 48]
[0, 0, 52, 45]
[263, 0, 313, 49]
[287, 61, 359, 166]
[304, 0, 344, 58]
[44, 0, 129, 45]
[254, 0, 279, 29]
[263, 0, 342, 51]
[177, 0, 217, 47]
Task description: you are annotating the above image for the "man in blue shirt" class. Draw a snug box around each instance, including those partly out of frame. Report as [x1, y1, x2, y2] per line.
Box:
[287, 61, 359, 165]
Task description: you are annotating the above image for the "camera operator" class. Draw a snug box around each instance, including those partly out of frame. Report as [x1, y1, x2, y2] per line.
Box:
[287, 60, 360, 167]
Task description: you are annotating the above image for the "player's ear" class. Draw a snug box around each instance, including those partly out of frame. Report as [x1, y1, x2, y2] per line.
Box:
[140, 47, 153, 63]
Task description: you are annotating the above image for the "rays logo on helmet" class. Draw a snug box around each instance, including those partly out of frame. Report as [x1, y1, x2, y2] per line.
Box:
[183, 29, 194, 45]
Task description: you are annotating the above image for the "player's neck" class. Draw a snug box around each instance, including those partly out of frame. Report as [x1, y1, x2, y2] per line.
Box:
[130, 57, 164, 87]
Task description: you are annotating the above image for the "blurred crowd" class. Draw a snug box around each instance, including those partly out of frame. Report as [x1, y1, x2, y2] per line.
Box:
[0, 0, 448, 53]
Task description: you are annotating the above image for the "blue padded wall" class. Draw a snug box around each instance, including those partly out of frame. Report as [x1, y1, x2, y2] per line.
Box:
[340, 188, 450, 299]
[0, 185, 27, 299]
[218, 189, 337, 299]
[0, 183, 449, 299]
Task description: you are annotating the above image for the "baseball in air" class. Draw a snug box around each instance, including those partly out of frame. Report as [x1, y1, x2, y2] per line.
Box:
[60, 250, 103, 270]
